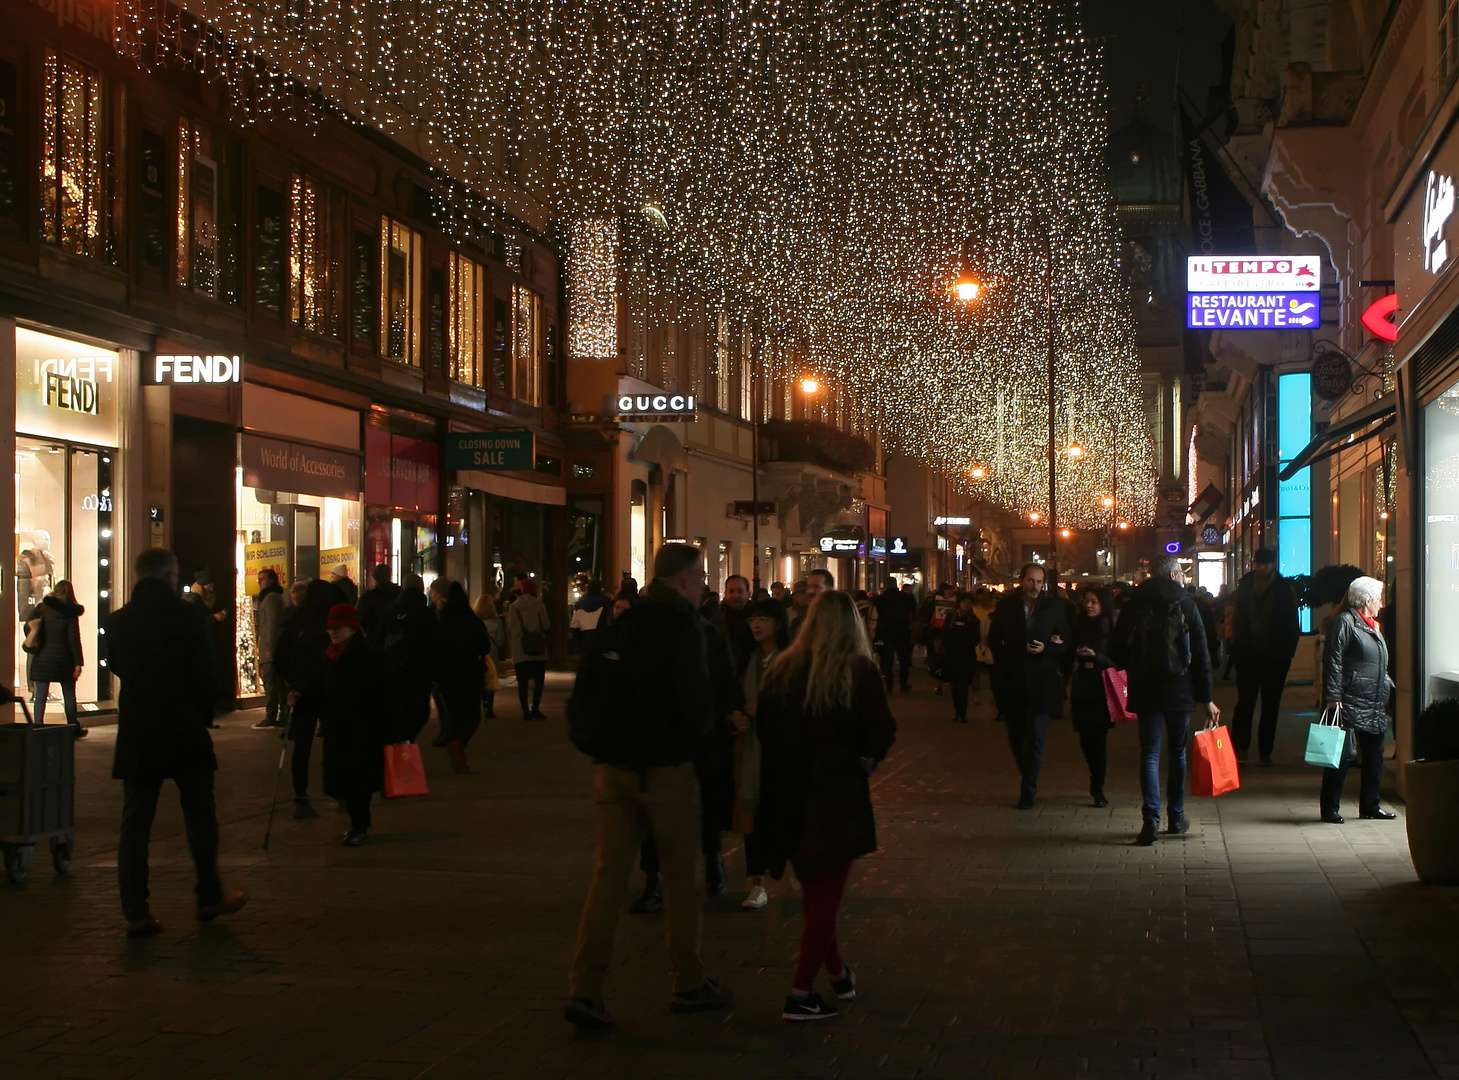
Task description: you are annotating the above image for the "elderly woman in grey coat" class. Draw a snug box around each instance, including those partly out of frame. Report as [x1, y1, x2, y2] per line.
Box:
[1319, 576, 1396, 824]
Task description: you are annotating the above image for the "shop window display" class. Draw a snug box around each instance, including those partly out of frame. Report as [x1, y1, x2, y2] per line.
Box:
[1425, 384, 1459, 703]
[14, 329, 122, 706]
[236, 478, 361, 696]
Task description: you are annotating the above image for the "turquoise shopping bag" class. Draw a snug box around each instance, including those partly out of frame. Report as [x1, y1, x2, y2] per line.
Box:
[1304, 706, 1346, 769]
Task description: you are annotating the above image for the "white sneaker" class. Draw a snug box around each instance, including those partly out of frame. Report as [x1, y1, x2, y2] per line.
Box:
[742, 884, 768, 909]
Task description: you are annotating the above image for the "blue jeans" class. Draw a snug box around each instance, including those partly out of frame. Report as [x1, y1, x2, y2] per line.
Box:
[1138, 711, 1189, 824]
[33, 679, 78, 727]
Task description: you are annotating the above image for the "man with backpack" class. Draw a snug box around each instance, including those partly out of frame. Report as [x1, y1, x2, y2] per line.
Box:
[563, 543, 734, 1031]
[1112, 555, 1220, 846]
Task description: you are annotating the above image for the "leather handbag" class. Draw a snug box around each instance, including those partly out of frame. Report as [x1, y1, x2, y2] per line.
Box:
[383, 742, 429, 798]
[22, 617, 44, 655]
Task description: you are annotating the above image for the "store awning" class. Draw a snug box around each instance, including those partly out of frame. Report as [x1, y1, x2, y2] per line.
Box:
[630, 424, 689, 473]
[1279, 394, 1396, 480]
[456, 470, 567, 506]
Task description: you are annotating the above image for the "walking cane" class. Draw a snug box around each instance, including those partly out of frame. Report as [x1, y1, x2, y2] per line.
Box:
[262, 703, 289, 850]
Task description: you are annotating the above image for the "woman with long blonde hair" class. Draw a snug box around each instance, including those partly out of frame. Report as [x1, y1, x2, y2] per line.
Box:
[755, 589, 896, 1021]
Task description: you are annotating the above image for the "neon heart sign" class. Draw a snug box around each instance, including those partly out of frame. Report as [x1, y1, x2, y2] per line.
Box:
[1361, 294, 1399, 342]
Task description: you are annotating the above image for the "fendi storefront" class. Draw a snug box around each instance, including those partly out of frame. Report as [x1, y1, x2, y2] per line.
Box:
[14, 326, 137, 708]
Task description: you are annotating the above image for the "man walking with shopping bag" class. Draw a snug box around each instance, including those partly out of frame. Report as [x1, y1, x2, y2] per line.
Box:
[1112, 555, 1220, 846]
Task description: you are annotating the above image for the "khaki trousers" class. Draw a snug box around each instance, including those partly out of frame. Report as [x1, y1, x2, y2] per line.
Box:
[569, 762, 705, 1002]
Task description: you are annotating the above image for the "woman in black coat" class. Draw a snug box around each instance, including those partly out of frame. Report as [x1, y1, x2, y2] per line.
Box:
[430, 578, 491, 774]
[278, 578, 345, 818]
[1069, 586, 1116, 807]
[1319, 576, 1395, 824]
[319, 603, 395, 845]
[27, 580, 87, 736]
[940, 593, 981, 724]
[756, 590, 896, 1022]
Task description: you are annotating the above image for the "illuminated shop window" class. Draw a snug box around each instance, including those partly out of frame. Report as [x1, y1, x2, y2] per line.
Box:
[177, 119, 219, 296]
[449, 252, 486, 387]
[41, 53, 117, 262]
[513, 283, 542, 405]
[289, 174, 332, 334]
[381, 217, 423, 363]
[1276, 372, 1312, 630]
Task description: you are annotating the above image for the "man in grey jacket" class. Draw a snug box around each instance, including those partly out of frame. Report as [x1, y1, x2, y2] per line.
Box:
[251, 569, 289, 729]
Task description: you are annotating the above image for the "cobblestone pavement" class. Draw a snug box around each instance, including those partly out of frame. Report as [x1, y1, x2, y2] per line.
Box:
[2, 671, 1456, 1080]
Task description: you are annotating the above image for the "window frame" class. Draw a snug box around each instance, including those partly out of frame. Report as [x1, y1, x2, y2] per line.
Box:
[380, 215, 423, 365]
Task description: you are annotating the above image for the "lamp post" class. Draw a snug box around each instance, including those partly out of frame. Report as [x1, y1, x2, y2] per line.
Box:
[749, 363, 818, 596]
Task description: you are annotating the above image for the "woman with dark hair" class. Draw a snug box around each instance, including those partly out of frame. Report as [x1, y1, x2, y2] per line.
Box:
[1070, 586, 1116, 807]
[731, 598, 791, 909]
[28, 579, 87, 737]
[430, 577, 491, 773]
[756, 590, 897, 1021]
[941, 592, 981, 724]
[279, 578, 346, 818]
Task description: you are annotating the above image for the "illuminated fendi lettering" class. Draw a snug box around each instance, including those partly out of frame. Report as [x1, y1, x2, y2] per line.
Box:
[151, 354, 242, 384]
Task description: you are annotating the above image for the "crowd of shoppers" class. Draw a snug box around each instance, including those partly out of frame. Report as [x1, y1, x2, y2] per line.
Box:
[87, 534, 1395, 1026]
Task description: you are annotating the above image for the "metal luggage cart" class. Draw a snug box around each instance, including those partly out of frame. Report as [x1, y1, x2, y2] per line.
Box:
[0, 702, 76, 885]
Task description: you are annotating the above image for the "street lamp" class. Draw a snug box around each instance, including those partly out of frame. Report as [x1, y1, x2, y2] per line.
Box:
[751, 368, 819, 596]
[969, 465, 986, 480]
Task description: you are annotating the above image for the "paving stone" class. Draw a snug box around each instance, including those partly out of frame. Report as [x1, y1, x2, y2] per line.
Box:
[0, 675, 1455, 1078]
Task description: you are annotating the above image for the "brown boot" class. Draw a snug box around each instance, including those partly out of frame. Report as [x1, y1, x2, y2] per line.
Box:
[125, 916, 164, 939]
[197, 890, 249, 921]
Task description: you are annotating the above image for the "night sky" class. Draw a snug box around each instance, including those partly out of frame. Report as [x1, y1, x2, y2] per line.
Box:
[1082, 0, 1234, 136]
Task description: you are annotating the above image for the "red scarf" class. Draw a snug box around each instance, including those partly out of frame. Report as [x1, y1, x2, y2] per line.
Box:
[326, 639, 348, 661]
[1359, 610, 1380, 632]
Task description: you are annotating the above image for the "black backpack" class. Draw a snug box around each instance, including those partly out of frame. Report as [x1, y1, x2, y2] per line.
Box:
[1136, 596, 1191, 679]
[567, 608, 662, 765]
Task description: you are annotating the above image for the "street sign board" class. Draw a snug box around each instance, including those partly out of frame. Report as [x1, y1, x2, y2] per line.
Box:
[1185, 292, 1319, 329]
[1186, 256, 1321, 292]
[444, 431, 535, 471]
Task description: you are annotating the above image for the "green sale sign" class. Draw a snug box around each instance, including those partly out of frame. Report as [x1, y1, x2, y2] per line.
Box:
[444, 431, 535, 471]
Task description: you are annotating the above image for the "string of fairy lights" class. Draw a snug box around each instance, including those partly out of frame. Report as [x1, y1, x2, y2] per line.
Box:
[117, 0, 1157, 527]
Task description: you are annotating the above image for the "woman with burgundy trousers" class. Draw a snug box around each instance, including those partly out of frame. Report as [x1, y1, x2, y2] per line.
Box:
[755, 589, 896, 1021]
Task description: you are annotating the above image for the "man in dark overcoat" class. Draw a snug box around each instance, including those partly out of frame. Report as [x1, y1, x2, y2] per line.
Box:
[107, 548, 247, 938]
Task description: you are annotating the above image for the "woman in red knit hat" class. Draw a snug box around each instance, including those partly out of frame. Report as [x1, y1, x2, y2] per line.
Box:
[320, 602, 394, 845]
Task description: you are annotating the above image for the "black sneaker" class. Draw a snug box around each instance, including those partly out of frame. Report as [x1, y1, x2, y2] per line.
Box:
[782, 991, 838, 1021]
[670, 978, 733, 1014]
[251, 718, 275, 729]
[564, 997, 615, 1031]
[629, 875, 664, 914]
[342, 826, 371, 846]
[1016, 795, 1034, 810]
[831, 966, 857, 1001]
[1167, 813, 1190, 836]
[1135, 820, 1159, 846]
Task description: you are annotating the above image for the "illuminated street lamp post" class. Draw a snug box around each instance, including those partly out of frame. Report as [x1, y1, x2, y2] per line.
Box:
[750, 367, 818, 595]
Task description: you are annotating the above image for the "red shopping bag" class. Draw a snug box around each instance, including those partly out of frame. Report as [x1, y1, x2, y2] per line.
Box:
[1102, 668, 1137, 723]
[1192, 724, 1240, 797]
[384, 742, 429, 798]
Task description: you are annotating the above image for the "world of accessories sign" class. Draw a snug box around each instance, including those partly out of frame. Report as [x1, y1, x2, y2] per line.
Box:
[145, 353, 242, 384]
[1185, 255, 1322, 331]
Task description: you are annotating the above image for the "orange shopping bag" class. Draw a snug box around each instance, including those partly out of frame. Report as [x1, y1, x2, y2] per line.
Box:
[1191, 722, 1240, 797]
[384, 742, 429, 798]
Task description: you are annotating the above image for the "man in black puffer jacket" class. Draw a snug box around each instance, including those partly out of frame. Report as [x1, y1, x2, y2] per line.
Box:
[1113, 555, 1219, 847]
[563, 543, 732, 1031]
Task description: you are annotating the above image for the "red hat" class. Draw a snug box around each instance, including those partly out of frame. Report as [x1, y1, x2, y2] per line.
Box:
[326, 603, 362, 631]
[518, 577, 538, 596]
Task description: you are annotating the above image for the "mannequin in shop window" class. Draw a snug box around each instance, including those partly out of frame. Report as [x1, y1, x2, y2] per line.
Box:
[16, 529, 55, 623]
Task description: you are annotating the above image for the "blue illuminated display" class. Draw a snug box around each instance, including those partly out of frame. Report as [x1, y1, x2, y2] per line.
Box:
[1276, 372, 1313, 629]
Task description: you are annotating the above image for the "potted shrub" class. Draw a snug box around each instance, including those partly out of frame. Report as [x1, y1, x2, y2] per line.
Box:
[1406, 698, 1459, 885]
